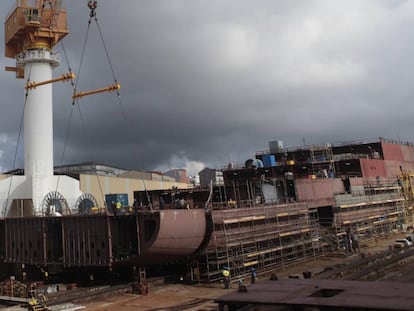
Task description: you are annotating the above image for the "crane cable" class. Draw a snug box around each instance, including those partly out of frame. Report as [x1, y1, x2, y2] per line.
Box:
[88, 0, 134, 142]
[7, 1, 133, 213]
[69, 0, 143, 211]
[49, 0, 95, 212]
[83, 1, 148, 211]
[88, 1, 120, 97]
[54, 35, 76, 212]
[54, 0, 111, 210]
[88, 1, 144, 186]
[4, 64, 34, 216]
[57, 0, 134, 211]
[26, 0, 78, 214]
[84, 1, 132, 210]
[38, 0, 106, 212]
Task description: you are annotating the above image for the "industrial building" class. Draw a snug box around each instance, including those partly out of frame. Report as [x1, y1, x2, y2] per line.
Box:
[163, 169, 190, 184]
[1, 162, 191, 216]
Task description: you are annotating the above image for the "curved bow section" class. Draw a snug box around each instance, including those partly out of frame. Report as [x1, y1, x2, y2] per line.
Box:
[143, 209, 208, 260]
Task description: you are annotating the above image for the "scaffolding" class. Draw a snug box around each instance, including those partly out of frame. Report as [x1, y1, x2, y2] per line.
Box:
[309, 144, 335, 177]
[200, 202, 326, 282]
[400, 172, 414, 227]
[333, 178, 406, 248]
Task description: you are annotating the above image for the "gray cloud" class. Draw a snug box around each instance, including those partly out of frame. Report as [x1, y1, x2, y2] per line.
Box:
[2, 0, 414, 175]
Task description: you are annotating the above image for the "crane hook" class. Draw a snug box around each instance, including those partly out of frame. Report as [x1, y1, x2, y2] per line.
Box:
[88, 1, 98, 17]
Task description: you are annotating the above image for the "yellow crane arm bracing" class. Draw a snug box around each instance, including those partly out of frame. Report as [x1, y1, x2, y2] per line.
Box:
[72, 83, 121, 100]
[25, 73, 75, 90]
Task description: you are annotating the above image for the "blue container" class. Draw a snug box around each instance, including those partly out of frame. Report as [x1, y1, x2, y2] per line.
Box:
[262, 154, 276, 167]
[105, 193, 129, 207]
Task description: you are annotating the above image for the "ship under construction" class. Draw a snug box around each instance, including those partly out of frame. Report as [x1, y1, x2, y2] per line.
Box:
[134, 137, 414, 282]
[2, 136, 414, 284]
[2, 0, 414, 288]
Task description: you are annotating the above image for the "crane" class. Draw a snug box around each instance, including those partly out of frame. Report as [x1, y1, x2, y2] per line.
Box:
[2, 0, 120, 216]
[2, 0, 80, 216]
[5, 0, 68, 78]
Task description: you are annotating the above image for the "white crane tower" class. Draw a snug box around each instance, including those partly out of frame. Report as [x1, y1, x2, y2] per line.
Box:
[2, 0, 82, 216]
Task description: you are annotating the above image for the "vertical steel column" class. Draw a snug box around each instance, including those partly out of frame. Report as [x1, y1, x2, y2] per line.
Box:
[62, 219, 66, 266]
[42, 219, 46, 265]
[135, 214, 141, 255]
[107, 215, 113, 268]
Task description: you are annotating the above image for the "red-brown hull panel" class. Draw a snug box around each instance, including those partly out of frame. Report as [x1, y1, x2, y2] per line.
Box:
[0, 209, 212, 267]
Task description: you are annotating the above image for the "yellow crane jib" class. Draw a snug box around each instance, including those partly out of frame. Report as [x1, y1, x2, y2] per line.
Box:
[25, 72, 75, 90]
[72, 83, 121, 99]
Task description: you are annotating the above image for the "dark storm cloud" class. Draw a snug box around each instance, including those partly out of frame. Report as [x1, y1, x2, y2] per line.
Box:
[2, 1, 414, 175]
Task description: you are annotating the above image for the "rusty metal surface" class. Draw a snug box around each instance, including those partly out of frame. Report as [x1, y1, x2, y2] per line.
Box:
[3, 215, 112, 266]
[382, 142, 404, 161]
[360, 158, 387, 178]
[401, 144, 414, 162]
[384, 159, 414, 178]
[215, 278, 414, 310]
[148, 209, 207, 255]
[62, 216, 111, 266]
[149, 209, 206, 255]
[1, 210, 210, 267]
[4, 217, 53, 265]
[295, 178, 343, 208]
[123, 209, 209, 265]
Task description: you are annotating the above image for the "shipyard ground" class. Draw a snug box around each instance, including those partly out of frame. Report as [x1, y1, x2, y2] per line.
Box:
[31, 232, 407, 311]
[0, 233, 410, 310]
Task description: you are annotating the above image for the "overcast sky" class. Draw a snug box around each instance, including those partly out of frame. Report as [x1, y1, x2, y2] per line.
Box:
[1, 0, 414, 176]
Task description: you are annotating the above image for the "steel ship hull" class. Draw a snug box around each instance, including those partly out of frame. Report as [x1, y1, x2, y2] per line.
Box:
[0, 209, 212, 268]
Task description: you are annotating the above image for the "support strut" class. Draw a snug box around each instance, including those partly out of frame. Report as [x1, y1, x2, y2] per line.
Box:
[72, 83, 121, 99]
[25, 73, 75, 90]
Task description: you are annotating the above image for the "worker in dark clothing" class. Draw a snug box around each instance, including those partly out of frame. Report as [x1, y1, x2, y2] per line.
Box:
[251, 267, 257, 284]
[160, 197, 165, 210]
[111, 201, 116, 215]
[352, 231, 360, 254]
